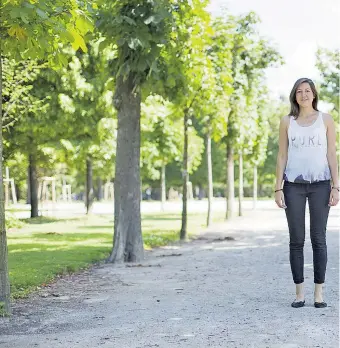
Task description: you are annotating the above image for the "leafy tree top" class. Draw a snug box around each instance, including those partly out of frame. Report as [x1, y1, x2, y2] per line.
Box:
[1, 0, 94, 64]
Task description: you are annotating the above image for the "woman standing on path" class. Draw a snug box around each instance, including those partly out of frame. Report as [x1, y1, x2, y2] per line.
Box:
[275, 77, 339, 308]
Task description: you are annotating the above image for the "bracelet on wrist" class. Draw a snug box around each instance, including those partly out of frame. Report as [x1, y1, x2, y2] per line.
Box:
[331, 186, 340, 192]
[275, 189, 283, 193]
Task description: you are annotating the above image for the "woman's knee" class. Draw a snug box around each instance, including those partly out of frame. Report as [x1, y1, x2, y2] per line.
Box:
[289, 240, 305, 249]
[311, 238, 327, 249]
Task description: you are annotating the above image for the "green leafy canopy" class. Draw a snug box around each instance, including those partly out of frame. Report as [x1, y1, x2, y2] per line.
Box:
[1, 0, 94, 65]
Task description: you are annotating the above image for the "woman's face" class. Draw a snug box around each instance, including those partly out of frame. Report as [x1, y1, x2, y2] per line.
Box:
[295, 82, 314, 108]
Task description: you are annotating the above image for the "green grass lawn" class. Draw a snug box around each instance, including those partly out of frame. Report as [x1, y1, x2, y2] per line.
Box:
[7, 211, 225, 299]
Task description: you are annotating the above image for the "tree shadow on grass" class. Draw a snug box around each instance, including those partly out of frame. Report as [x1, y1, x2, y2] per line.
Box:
[9, 232, 112, 243]
[20, 217, 81, 225]
[78, 225, 113, 230]
[142, 215, 180, 221]
[9, 230, 179, 246]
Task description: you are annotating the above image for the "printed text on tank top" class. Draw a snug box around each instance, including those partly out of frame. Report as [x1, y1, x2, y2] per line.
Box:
[283, 111, 331, 184]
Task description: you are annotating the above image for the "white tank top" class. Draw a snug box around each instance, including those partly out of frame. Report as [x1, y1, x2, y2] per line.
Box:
[284, 111, 331, 183]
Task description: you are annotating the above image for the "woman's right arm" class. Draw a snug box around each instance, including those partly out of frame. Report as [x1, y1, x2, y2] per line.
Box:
[275, 115, 289, 208]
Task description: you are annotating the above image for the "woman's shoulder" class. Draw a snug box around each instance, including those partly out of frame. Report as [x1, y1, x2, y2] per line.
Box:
[279, 115, 291, 132]
[320, 111, 333, 123]
[320, 112, 332, 120]
[281, 114, 292, 124]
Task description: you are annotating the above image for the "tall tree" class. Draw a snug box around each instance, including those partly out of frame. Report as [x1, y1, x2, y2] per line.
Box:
[56, 42, 116, 213]
[97, 1, 176, 262]
[204, 16, 233, 226]
[224, 12, 282, 219]
[160, 0, 212, 240]
[141, 95, 182, 210]
[0, 0, 93, 314]
[243, 82, 271, 211]
[188, 13, 234, 226]
[2, 59, 47, 216]
[5, 67, 59, 217]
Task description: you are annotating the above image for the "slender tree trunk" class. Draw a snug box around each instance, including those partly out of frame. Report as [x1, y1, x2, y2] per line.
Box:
[226, 140, 234, 219]
[0, 53, 11, 315]
[180, 111, 189, 240]
[160, 164, 166, 211]
[97, 177, 103, 201]
[108, 74, 143, 263]
[26, 166, 31, 204]
[206, 128, 213, 227]
[238, 150, 243, 217]
[198, 185, 204, 200]
[29, 152, 39, 218]
[15, 185, 20, 203]
[4, 168, 9, 207]
[253, 165, 258, 210]
[85, 156, 94, 214]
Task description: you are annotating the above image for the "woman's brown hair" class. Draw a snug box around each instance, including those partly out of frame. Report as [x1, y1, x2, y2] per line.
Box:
[289, 77, 319, 118]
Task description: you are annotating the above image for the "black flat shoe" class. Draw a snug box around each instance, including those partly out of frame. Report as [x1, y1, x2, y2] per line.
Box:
[291, 300, 305, 308]
[314, 302, 327, 308]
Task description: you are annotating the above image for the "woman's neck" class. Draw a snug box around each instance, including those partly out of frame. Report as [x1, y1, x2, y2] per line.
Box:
[298, 107, 316, 118]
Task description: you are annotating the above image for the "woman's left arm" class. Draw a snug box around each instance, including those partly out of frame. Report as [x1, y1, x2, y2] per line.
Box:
[325, 113, 339, 206]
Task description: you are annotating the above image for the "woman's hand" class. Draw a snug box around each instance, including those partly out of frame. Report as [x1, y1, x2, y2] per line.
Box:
[275, 190, 287, 209]
[329, 188, 340, 207]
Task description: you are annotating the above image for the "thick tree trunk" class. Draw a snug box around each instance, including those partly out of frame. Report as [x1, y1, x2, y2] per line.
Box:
[29, 152, 39, 218]
[226, 141, 234, 219]
[85, 157, 94, 214]
[108, 74, 143, 263]
[253, 165, 258, 210]
[238, 151, 243, 217]
[160, 164, 166, 211]
[180, 112, 189, 240]
[0, 53, 11, 314]
[206, 129, 213, 227]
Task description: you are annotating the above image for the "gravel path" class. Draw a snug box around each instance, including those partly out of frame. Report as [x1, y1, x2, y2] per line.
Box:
[1, 203, 339, 347]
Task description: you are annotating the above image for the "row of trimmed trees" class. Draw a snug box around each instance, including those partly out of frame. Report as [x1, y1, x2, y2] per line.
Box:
[0, 0, 281, 314]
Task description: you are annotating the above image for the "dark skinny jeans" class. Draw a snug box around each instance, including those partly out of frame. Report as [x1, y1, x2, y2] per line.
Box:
[283, 180, 331, 284]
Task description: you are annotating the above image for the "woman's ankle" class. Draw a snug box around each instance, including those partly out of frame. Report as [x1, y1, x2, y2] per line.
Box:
[314, 283, 324, 302]
[295, 283, 304, 300]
